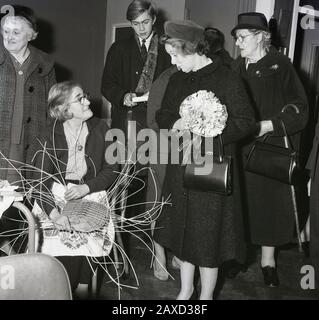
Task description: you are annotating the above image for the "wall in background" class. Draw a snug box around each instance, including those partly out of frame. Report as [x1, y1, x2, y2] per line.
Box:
[102, 0, 186, 118]
[256, 0, 275, 20]
[0, 0, 108, 115]
[104, 0, 186, 59]
[185, 0, 257, 58]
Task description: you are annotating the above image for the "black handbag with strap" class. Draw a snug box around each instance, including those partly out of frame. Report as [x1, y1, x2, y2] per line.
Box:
[183, 135, 232, 195]
[245, 105, 305, 185]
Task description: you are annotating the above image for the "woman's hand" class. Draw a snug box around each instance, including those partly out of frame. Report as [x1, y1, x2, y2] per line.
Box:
[256, 120, 274, 137]
[64, 184, 90, 201]
[123, 92, 137, 107]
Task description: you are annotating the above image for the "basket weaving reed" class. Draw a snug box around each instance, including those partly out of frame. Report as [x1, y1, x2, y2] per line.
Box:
[60, 199, 110, 233]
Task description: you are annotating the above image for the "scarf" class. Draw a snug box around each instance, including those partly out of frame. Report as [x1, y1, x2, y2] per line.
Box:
[135, 33, 159, 94]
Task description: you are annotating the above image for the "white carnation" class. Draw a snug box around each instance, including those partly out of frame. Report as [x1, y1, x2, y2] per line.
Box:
[179, 90, 228, 137]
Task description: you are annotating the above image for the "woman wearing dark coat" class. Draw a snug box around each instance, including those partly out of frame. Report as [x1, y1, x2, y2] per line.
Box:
[0, 6, 55, 256]
[0, 6, 56, 181]
[231, 12, 308, 287]
[154, 20, 255, 300]
[306, 116, 319, 287]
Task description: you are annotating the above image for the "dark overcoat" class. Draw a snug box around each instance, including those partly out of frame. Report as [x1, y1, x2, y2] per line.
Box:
[101, 35, 171, 133]
[0, 44, 56, 180]
[153, 60, 256, 268]
[232, 47, 309, 246]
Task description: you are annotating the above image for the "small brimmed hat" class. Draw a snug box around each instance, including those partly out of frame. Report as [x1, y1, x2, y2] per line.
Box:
[164, 20, 204, 44]
[2, 5, 38, 32]
[231, 12, 269, 36]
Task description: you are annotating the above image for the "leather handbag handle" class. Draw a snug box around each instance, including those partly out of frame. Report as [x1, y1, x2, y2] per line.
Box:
[282, 104, 300, 114]
[259, 104, 300, 149]
[259, 120, 294, 150]
[204, 135, 224, 163]
[216, 135, 224, 163]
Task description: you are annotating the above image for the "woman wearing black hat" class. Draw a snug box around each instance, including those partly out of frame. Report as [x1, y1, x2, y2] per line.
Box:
[154, 20, 255, 300]
[0, 5, 56, 254]
[231, 12, 308, 287]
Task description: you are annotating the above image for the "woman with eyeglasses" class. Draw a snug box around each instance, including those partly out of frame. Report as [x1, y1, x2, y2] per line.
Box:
[231, 12, 308, 287]
[31, 81, 118, 297]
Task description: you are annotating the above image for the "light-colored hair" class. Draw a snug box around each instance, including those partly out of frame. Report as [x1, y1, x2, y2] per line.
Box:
[1, 15, 38, 41]
[48, 81, 82, 121]
[250, 29, 272, 51]
[160, 34, 210, 57]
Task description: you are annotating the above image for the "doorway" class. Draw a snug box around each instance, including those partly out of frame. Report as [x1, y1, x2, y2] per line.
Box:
[294, 17, 319, 161]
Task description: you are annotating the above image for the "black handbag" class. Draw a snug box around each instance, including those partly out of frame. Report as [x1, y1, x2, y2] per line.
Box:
[245, 115, 304, 185]
[183, 135, 232, 195]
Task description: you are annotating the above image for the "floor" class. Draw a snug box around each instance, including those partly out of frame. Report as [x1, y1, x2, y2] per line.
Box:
[95, 238, 319, 300]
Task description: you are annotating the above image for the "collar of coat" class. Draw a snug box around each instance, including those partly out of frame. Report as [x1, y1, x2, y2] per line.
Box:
[232, 46, 291, 78]
[0, 44, 54, 76]
[48, 117, 102, 137]
[179, 56, 222, 80]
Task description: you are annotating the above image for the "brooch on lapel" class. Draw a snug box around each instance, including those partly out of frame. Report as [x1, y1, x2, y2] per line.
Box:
[256, 70, 261, 77]
[270, 64, 279, 70]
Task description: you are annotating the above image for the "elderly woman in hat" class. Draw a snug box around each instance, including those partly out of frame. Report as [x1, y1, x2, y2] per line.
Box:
[231, 12, 308, 287]
[153, 20, 255, 300]
[0, 5, 55, 255]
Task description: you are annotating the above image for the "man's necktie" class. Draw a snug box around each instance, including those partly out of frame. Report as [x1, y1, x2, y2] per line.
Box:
[141, 39, 147, 64]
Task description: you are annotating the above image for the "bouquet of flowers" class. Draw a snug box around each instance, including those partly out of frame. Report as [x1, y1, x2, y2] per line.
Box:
[179, 90, 228, 137]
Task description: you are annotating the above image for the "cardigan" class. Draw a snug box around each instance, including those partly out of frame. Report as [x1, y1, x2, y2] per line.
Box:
[32, 117, 119, 214]
[0, 43, 56, 179]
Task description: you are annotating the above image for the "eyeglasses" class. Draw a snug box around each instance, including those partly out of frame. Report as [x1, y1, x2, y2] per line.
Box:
[69, 93, 90, 105]
[234, 32, 257, 43]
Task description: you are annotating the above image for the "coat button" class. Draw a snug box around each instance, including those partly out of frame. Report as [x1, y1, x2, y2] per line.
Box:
[29, 86, 34, 92]
[26, 117, 31, 123]
[135, 71, 139, 75]
[38, 67, 43, 74]
[25, 144, 30, 150]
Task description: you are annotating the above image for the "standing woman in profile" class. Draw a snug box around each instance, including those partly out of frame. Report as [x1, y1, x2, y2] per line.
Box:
[231, 12, 308, 287]
[154, 20, 255, 300]
[0, 5, 55, 254]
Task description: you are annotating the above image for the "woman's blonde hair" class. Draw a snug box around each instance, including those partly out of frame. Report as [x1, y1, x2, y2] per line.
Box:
[250, 29, 272, 51]
[160, 33, 211, 57]
[48, 81, 81, 121]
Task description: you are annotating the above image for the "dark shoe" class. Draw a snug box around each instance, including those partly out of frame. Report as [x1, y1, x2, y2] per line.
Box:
[261, 266, 279, 287]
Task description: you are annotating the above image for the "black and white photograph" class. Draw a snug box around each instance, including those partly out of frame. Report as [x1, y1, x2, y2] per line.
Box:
[0, 0, 318, 302]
